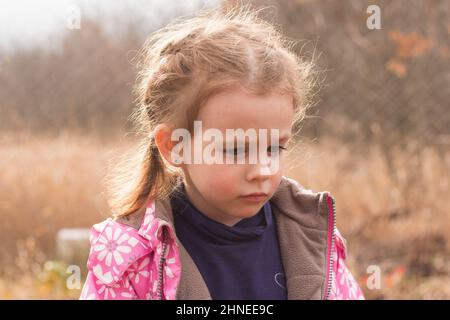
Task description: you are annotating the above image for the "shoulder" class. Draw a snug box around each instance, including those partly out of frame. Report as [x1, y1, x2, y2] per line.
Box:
[113, 206, 146, 230]
[272, 176, 334, 220]
[276, 175, 333, 202]
[86, 214, 152, 286]
[277, 175, 343, 242]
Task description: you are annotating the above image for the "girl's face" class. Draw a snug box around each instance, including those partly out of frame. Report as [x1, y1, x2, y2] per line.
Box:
[178, 85, 294, 227]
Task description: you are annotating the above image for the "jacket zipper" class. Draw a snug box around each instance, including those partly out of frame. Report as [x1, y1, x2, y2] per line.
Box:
[155, 195, 337, 300]
[323, 193, 336, 300]
[156, 226, 168, 300]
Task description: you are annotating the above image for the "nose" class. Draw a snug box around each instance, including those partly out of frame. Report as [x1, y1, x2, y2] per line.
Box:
[245, 159, 278, 182]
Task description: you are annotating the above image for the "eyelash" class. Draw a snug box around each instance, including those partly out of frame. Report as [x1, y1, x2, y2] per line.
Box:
[268, 146, 287, 153]
[226, 146, 287, 155]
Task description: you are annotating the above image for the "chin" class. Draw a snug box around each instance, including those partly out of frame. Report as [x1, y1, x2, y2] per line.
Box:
[234, 206, 262, 218]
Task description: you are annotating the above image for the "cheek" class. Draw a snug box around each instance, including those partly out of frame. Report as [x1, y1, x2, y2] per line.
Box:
[188, 164, 240, 195]
[208, 165, 241, 194]
[271, 172, 283, 189]
[268, 158, 285, 190]
[275, 154, 287, 175]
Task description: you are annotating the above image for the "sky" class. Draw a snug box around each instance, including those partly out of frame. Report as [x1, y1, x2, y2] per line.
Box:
[0, 0, 219, 52]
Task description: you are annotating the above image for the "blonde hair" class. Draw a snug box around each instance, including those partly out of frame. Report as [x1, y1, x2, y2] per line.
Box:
[107, 4, 317, 218]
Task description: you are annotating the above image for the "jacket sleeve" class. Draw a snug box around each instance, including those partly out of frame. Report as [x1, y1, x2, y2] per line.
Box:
[329, 228, 365, 300]
[79, 219, 154, 300]
[80, 269, 137, 300]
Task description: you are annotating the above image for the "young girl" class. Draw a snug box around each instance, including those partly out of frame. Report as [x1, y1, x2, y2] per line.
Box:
[80, 7, 364, 300]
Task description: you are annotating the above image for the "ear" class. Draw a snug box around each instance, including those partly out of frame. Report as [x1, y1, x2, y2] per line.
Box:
[153, 124, 181, 167]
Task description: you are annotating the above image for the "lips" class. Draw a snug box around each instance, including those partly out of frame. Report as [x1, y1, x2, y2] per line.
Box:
[243, 192, 268, 197]
[241, 193, 268, 203]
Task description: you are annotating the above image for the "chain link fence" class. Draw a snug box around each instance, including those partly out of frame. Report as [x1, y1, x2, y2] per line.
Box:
[1, 0, 448, 150]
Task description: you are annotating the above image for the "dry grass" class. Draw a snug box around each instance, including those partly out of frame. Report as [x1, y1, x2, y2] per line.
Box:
[1, 132, 449, 299]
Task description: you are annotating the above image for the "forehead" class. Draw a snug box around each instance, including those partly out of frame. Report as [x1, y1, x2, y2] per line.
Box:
[197, 86, 294, 137]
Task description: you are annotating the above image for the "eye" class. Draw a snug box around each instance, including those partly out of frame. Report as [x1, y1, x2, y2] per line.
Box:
[225, 147, 246, 155]
[267, 145, 287, 154]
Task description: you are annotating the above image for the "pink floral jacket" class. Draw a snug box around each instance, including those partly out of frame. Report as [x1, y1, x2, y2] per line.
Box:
[80, 176, 365, 300]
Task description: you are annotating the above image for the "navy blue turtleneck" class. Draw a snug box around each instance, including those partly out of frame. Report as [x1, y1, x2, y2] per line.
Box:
[170, 184, 287, 300]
